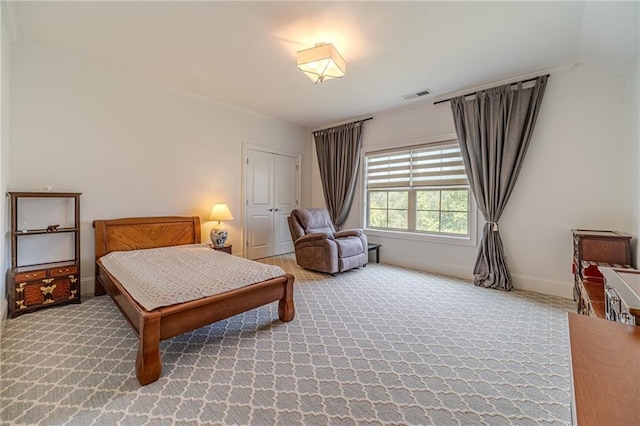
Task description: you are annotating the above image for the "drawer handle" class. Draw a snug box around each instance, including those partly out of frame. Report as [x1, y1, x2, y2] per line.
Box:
[620, 312, 633, 324]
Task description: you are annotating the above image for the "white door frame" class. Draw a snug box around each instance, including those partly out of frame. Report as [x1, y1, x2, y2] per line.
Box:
[241, 142, 301, 258]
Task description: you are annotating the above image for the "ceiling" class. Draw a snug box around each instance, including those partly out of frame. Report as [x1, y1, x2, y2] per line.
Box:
[7, 1, 640, 129]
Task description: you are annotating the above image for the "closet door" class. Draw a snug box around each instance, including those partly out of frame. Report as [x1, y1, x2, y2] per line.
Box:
[273, 155, 297, 256]
[245, 149, 299, 259]
[246, 150, 275, 259]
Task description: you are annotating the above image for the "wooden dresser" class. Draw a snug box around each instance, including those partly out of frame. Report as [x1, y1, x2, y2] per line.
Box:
[568, 313, 640, 425]
[600, 267, 640, 325]
[571, 229, 632, 318]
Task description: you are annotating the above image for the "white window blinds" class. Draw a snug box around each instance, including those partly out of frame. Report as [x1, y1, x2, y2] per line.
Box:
[366, 140, 468, 189]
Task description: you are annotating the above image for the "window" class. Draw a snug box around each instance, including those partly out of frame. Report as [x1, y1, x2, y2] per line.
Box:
[365, 140, 471, 238]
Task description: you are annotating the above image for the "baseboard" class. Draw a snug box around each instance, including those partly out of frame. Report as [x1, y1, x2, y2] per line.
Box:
[511, 273, 574, 299]
[0, 296, 8, 343]
[78, 266, 571, 303]
[383, 259, 573, 299]
[432, 267, 574, 299]
[386, 259, 474, 282]
[80, 276, 95, 300]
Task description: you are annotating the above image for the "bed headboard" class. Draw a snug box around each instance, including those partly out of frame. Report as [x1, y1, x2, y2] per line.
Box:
[93, 216, 202, 261]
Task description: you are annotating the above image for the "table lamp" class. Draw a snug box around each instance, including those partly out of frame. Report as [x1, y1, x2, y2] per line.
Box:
[208, 203, 234, 247]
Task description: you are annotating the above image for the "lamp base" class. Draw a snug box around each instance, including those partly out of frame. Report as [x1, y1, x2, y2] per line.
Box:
[210, 223, 228, 247]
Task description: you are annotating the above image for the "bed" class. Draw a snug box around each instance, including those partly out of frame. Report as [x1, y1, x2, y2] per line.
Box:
[93, 216, 295, 385]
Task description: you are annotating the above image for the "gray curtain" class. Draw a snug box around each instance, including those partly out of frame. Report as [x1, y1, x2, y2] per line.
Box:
[451, 75, 548, 290]
[314, 120, 365, 229]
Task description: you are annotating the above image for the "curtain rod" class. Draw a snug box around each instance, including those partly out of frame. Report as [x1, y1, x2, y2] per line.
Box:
[433, 74, 550, 105]
[312, 117, 373, 133]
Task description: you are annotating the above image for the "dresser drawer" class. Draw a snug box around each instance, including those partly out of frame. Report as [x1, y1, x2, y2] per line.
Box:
[50, 266, 78, 277]
[601, 267, 640, 325]
[14, 270, 47, 283]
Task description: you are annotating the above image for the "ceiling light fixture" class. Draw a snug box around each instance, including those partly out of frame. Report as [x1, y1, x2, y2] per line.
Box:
[297, 43, 346, 84]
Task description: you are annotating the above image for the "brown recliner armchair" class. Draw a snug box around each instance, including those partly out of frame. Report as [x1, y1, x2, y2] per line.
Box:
[287, 208, 368, 274]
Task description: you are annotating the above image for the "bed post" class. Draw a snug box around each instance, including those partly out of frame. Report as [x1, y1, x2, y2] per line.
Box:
[136, 312, 162, 385]
[93, 220, 107, 296]
[278, 274, 295, 322]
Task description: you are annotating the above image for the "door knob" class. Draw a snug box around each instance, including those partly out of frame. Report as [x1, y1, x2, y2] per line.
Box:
[274, 208, 280, 212]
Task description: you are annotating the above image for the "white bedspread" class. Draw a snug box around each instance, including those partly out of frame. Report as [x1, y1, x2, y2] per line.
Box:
[99, 244, 286, 311]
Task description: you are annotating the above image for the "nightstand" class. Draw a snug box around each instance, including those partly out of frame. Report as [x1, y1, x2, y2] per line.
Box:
[209, 243, 232, 254]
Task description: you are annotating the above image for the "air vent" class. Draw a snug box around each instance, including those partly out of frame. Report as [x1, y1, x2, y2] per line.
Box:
[403, 88, 432, 101]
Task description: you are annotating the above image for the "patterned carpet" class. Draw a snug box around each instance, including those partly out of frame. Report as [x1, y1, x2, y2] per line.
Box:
[0, 254, 575, 425]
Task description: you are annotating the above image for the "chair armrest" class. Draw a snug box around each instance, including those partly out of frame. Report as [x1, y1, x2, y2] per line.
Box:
[334, 229, 363, 238]
[296, 232, 334, 244]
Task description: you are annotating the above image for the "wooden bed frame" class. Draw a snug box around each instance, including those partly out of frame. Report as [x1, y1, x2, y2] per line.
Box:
[93, 216, 295, 385]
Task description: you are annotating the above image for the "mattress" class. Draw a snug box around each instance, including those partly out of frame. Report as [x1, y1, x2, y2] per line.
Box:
[99, 244, 286, 310]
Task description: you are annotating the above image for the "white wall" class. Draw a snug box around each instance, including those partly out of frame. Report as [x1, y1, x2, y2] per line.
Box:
[9, 42, 311, 296]
[0, 4, 12, 332]
[8, 40, 635, 303]
[623, 54, 640, 266]
[313, 64, 629, 298]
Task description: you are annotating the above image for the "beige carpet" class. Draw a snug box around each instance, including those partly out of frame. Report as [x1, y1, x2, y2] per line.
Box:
[1, 253, 575, 425]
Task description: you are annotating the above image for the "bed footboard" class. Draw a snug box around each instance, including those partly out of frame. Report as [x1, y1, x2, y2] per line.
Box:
[136, 273, 295, 385]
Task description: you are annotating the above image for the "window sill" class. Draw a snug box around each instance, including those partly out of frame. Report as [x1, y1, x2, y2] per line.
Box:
[364, 228, 477, 247]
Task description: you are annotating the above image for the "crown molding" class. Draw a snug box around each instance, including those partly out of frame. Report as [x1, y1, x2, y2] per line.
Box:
[1, 1, 18, 43]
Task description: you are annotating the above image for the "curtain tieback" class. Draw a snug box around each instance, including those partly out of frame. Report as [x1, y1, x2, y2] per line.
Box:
[487, 222, 499, 231]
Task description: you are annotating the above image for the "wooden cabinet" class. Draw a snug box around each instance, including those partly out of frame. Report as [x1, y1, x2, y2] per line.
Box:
[568, 313, 640, 425]
[571, 229, 632, 319]
[601, 267, 640, 325]
[7, 192, 81, 318]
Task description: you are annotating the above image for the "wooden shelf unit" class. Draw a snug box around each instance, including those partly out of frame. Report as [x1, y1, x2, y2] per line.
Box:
[7, 191, 82, 318]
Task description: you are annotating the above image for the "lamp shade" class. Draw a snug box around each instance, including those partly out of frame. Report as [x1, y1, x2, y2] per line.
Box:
[208, 204, 234, 222]
[297, 43, 346, 84]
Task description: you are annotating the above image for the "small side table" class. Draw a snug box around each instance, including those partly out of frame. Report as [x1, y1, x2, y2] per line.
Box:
[208, 243, 232, 254]
[368, 243, 381, 263]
